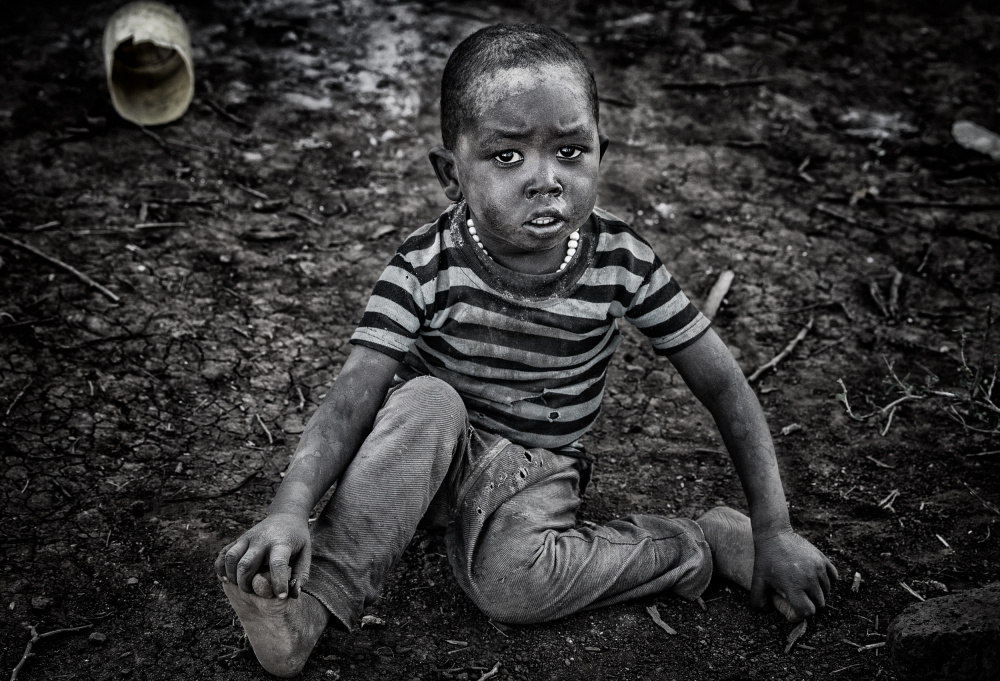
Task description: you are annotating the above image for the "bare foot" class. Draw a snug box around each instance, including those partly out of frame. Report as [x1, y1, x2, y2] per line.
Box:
[695, 506, 798, 621]
[221, 573, 329, 677]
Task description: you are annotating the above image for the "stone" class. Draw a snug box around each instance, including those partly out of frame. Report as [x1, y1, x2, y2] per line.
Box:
[89, 631, 107, 645]
[30, 596, 52, 611]
[886, 582, 1000, 681]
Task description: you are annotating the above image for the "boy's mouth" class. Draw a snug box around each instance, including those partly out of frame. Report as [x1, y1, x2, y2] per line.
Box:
[524, 213, 566, 229]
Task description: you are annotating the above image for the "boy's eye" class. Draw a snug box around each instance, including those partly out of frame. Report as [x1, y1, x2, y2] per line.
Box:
[557, 146, 582, 160]
[493, 150, 523, 166]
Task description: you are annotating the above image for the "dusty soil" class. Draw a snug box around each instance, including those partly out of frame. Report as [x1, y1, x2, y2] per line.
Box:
[2, 1, 998, 679]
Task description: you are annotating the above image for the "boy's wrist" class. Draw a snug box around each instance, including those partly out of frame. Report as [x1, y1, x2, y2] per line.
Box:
[749, 511, 793, 540]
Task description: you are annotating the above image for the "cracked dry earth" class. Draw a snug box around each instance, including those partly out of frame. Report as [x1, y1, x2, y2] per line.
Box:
[1, 1, 998, 680]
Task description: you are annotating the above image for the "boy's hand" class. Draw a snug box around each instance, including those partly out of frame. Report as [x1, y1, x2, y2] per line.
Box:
[751, 530, 838, 622]
[215, 512, 312, 599]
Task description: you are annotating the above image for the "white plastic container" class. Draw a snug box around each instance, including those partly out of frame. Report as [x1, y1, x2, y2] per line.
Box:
[103, 1, 194, 126]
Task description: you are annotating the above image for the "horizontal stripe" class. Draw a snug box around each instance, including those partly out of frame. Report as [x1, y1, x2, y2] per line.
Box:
[350, 201, 707, 448]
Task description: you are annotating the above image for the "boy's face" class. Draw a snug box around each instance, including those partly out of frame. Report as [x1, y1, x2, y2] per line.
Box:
[431, 64, 607, 270]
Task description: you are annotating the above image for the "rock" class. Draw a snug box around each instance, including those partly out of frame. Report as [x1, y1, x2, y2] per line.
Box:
[887, 583, 1000, 681]
[89, 631, 107, 645]
[30, 596, 52, 611]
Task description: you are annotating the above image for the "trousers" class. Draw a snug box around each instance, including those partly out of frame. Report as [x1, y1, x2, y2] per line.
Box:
[303, 376, 713, 629]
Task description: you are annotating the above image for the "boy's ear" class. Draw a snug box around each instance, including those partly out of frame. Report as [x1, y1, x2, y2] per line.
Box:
[428, 146, 463, 202]
[598, 134, 610, 162]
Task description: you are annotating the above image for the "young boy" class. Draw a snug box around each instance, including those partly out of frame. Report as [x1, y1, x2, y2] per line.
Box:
[216, 23, 838, 678]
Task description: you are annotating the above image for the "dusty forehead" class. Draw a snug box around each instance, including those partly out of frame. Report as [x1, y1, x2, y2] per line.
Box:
[463, 64, 594, 120]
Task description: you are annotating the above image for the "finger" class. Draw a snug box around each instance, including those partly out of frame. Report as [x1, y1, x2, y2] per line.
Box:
[771, 593, 800, 622]
[269, 545, 293, 599]
[804, 580, 826, 610]
[784, 587, 817, 621]
[237, 546, 266, 593]
[215, 540, 237, 578]
[826, 560, 840, 583]
[816, 565, 832, 600]
[223, 537, 250, 584]
[290, 542, 312, 599]
[750, 570, 769, 610]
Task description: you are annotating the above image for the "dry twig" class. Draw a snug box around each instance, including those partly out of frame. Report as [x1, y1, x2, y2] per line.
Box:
[898, 581, 925, 602]
[0, 233, 120, 303]
[645, 604, 677, 635]
[784, 620, 808, 654]
[255, 413, 274, 446]
[5, 379, 33, 417]
[10, 623, 93, 681]
[747, 316, 814, 383]
[476, 662, 501, 681]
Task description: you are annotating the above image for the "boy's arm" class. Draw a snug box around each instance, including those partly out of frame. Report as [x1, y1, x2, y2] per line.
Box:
[666, 328, 838, 620]
[215, 344, 401, 599]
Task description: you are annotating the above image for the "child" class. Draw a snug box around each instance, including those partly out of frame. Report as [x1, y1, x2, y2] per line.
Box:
[216, 23, 838, 678]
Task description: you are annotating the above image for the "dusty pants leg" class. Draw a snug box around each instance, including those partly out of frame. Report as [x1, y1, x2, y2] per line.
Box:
[304, 376, 468, 630]
[447, 441, 712, 624]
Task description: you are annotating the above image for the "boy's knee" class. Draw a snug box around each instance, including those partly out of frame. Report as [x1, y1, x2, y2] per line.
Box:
[391, 376, 463, 411]
[385, 376, 467, 439]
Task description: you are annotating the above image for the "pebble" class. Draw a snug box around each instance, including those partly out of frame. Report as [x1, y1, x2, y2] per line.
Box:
[89, 631, 107, 645]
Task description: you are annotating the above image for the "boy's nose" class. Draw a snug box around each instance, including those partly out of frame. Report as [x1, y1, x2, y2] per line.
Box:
[525, 160, 563, 199]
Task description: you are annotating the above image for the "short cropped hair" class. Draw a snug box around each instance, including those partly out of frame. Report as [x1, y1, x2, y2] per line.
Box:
[440, 23, 599, 150]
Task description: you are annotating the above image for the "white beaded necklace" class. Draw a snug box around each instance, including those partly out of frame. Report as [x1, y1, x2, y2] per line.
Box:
[466, 217, 580, 272]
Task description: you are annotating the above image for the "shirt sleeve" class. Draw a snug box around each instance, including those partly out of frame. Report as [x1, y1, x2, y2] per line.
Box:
[625, 255, 711, 355]
[350, 252, 427, 361]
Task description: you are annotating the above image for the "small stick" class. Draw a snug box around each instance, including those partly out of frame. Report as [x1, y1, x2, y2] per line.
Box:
[287, 208, 323, 226]
[935, 534, 951, 550]
[645, 604, 677, 635]
[662, 77, 770, 90]
[236, 183, 270, 200]
[865, 455, 894, 469]
[135, 222, 186, 230]
[887, 269, 904, 318]
[702, 270, 735, 320]
[964, 482, 1000, 516]
[139, 126, 169, 150]
[868, 280, 890, 318]
[878, 489, 900, 509]
[723, 139, 769, 149]
[476, 662, 501, 681]
[747, 316, 814, 383]
[147, 197, 217, 205]
[806, 337, 845, 359]
[5, 378, 33, 416]
[857, 642, 886, 652]
[206, 99, 250, 127]
[815, 203, 887, 235]
[832, 664, 861, 674]
[966, 449, 1000, 457]
[296, 386, 306, 412]
[487, 620, 509, 638]
[163, 468, 261, 503]
[31, 221, 60, 232]
[784, 620, 808, 654]
[0, 233, 120, 303]
[880, 405, 896, 436]
[899, 581, 925, 602]
[11, 623, 94, 681]
[255, 414, 274, 445]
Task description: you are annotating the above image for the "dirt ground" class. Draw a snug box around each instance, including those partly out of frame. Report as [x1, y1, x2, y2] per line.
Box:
[1, 0, 998, 679]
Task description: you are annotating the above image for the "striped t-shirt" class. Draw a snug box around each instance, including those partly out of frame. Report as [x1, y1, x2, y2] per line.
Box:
[351, 200, 710, 450]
